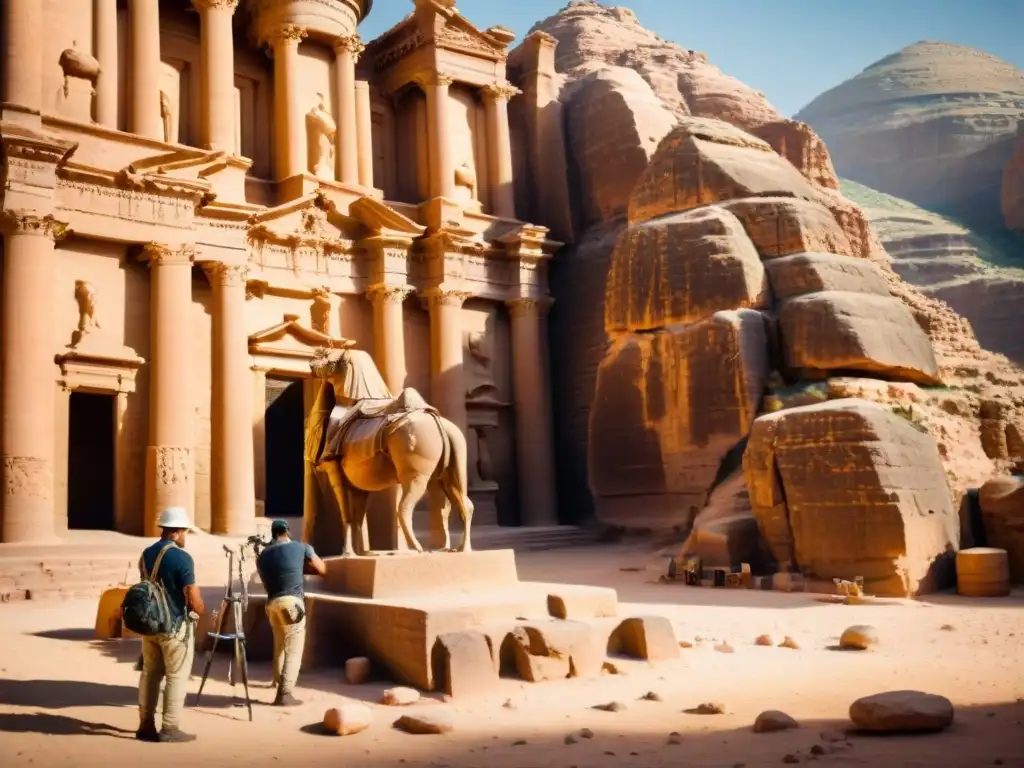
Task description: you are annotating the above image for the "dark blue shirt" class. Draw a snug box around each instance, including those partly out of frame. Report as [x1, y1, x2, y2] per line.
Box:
[140, 541, 196, 622]
[257, 540, 316, 600]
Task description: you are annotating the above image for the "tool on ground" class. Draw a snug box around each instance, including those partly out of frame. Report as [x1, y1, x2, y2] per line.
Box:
[195, 543, 253, 720]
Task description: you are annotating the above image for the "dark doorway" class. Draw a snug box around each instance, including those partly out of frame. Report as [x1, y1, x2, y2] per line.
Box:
[264, 377, 305, 518]
[67, 392, 115, 530]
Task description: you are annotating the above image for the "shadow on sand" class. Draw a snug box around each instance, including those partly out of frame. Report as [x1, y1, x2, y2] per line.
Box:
[0, 711, 135, 738]
[0, 678, 238, 711]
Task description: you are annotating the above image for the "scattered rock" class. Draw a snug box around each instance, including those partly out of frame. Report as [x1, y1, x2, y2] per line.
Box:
[849, 690, 955, 733]
[839, 625, 879, 650]
[511, 739, 527, 746]
[580, 727, 594, 739]
[641, 690, 663, 702]
[564, 733, 578, 745]
[344, 656, 371, 685]
[394, 712, 455, 735]
[667, 731, 682, 745]
[940, 624, 955, 631]
[819, 729, 848, 743]
[810, 745, 825, 756]
[753, 710, 799, 733]
[755, 634, 773, 646]
[679, 640, 694, 648]
[502, 699, 516, 709]
[783, 754, 800, 764]
[687, 702, 726, 715]
[778, 636, 800, 650]
[602, 660, 625, 675]
[322, 703, 372, 736]
[715, 641, 735, 654]
[381, 687, 420, 706]
[595, 701, 627, 712]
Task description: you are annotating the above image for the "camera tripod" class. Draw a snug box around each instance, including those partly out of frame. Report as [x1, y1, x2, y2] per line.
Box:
[195, 544, 253, 720]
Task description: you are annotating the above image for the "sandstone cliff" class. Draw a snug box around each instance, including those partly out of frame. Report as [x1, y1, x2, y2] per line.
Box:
[1005, 120, 1024, 231]
[795, 41, 1024, 230]
[841, 179, 1024, 365]
[516, 2, 1024, 591]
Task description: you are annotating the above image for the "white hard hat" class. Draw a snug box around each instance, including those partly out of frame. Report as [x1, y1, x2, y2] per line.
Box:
[158, 507, 198, 532]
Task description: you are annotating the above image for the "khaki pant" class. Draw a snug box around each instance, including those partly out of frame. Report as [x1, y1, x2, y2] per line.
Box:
[266, 595, 306, 695]
[139, 620, 194, 731]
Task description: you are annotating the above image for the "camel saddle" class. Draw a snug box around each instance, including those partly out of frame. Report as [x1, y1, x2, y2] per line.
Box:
[320, 388, 436, 463]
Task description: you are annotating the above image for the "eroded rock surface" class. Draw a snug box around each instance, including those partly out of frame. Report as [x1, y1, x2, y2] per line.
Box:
[978, 474, 1024, 581]
[1004, 120, 1024, 231]
[744, 399, 959, 596]
[848, 691, 955, 733]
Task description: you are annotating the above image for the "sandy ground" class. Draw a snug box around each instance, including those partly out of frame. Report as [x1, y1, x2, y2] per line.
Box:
[1, 543, 1022, 768]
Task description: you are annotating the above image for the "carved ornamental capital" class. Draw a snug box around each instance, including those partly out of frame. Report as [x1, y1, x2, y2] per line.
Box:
[202, 262, 249, 287]
[191, 0, 239, 12]
[481, 83, 522, 103]
[506, 297, 554, 319]
[267, 24, 307, 47]
[414, 72, 454, 89]
[333, 34, 365, 60]
[0, 210, 68, 240]
[366, 284, 412, 306]
[422, 289, 471, 310]
[141, 242, 196, 267]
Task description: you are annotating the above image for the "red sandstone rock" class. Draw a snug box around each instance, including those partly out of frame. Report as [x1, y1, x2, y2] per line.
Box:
[744, 399, 959, 596]
[977, 475, 1024, 582]
[323, 703, 372, 736]
[721, 198, 856, 259]
[752, 119, 840, 191]
[764, 253, 890, 301]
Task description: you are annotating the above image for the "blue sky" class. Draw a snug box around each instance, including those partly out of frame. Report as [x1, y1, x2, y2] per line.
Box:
[361, 0, 1024, 117]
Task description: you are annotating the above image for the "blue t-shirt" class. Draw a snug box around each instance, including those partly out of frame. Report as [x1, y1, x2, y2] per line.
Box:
[257, 540, 316, 600]
[141, 541, 196, 622]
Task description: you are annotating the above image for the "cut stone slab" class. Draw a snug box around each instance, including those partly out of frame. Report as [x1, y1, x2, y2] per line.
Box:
[323, 550, 519, 599]
[849, 691, 954, 733]
[431, 630, 499, 698]
[609, 616, 680, 661]
[394, 711, 455, 735]
[518, 620, 606, 679]
[323, 703, 372, 736]
[765, 252, 891, 301]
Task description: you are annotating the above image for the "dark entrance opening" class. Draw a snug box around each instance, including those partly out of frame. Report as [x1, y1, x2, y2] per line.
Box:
[67, 392, 115, 530]
[264, 377, 305, 519]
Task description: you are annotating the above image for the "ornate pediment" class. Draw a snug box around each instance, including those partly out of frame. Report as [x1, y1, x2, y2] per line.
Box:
[367, 0, 510, 71]
[249, 313, 355, 358]
[248, 191, 360, 250]
[349, 196, 424, 235]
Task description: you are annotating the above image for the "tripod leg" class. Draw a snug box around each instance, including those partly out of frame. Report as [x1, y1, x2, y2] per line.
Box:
[238, 637, 253, 721]
[195, 601, 228, 705]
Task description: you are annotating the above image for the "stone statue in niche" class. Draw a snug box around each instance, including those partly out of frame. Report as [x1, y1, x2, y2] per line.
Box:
[311, 287, 332, 334]
[58, 42, 100, 123]
[71, 280, 100, 347]
[454, 161, 477, 199]
[159, 91, 173, 143]
[306, 94, 336, 180]
[473, 426, 494, 482]
[465, 330, 498, 403]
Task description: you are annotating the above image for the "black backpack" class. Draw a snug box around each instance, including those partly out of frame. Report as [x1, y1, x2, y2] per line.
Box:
[121, 543, 177, 636]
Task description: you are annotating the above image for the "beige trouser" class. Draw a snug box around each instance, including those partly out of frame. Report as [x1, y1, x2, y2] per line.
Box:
[139, 620, 194, 731]
[266, 595, 306, 695]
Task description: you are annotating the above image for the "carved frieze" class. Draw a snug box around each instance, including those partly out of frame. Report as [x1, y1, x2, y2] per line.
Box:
[154, 446, 192, 487]
[435, 23, 506, 61]
[481, 83, 523, 103]
[3, 456, 52, 501]
[0, 210, 68, 239]
[191, 0, 240, 11]
[506, 296, 554, 319]
[58, 178, 197, 229]
[202, 262, 249, 287]
[371, 22, 427, 71]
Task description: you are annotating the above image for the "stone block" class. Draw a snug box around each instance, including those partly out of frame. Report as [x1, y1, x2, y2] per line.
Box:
[322, 549, 519, 599]
[779, 291, 940, 385]
[765, 252, 890, 301]
[744, 399, 959, 596]
[609, 616, 679, 661]
[722, 198, 856, 258]
[978, 475, 1024, 582]
[431, 630, 499, 698]
[605, 206, 767, 333]
[521, 620, 605, 679]
[506, 626, 571, 682]
[546, 584, 619, 619]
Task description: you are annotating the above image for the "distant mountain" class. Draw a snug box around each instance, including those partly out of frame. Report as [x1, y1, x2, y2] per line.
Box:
[797, 41, 1024, 230]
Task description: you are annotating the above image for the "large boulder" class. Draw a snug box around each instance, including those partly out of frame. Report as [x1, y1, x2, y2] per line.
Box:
[977, 475, 1024, 582]
[590, 310, 769, 530]
[764, 252, 891, 300]
[720, 198, 856, 259]
[605, 206, 768, 332]
[778, 291, 940, 385]
[744, 398, 959, 596]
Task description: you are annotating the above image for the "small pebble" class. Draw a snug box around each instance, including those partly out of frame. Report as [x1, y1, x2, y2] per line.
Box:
[679, 640, 694, 648]
[810, 745, 825, 756]
[714, 641, 735, 654]
[689, 702, 725, 715]
[667, 732, 682, 745]
[783, 755, 800, 764]
[641, 691, 663, 702]
[595, 701, 627, 712]
[511, 739, 526, 746]
[755, 634, 773, 646]
[779, 636, 800, 650]
[564, 734, 577, 745]
[579, 728, 594, 739]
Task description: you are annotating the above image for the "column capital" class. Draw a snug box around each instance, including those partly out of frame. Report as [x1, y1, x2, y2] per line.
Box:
[367, 284, 413, 305]
[266, 24, 307, 48]
[141, 242, 196, 267]
[333, 34, 365, 60]
[414, 72, 454, 89]
[481, 83, 522, 103]
[421, 288, 471, 310]
[191, 0, 239, 11]
[0, 211, 68, 240]
[201, 262, 249, 286]
[506, 296, 554, 318]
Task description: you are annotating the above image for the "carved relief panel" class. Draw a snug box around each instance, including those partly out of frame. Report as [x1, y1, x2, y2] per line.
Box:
[449, 85, 483, 209]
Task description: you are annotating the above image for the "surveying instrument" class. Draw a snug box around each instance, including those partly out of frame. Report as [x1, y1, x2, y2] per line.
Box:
[195, 542, 253, 720]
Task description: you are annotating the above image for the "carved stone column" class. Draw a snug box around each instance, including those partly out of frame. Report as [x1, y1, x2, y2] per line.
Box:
[333, 35, 363, 186]
[423, 289, 469, 437]
[205, 262, 255, 534]
[355, 80, 374, 188]
[367, 285, 410, 393]
[269, 24, 307, 180]
[141, 243, 196, 534]
[0, 212, 66, 543]
[423, 73, 455, 199]
[93, 0, 119, 128]
[128, 0, 163, 140]
[482, 84, 520, 219]
[1, 0, 43, 124]
[194, 0, 239, 152]
[507, 297, 558, 526]
[251, 368, 267, 515]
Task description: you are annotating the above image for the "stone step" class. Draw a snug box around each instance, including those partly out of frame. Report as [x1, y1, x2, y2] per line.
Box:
[24, 582, 116, 601]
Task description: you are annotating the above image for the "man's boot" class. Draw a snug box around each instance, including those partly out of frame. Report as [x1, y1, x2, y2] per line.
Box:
[272, 687, 303, 706]
[158, 728, 197, 743]
[135, 718, 159, 742]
